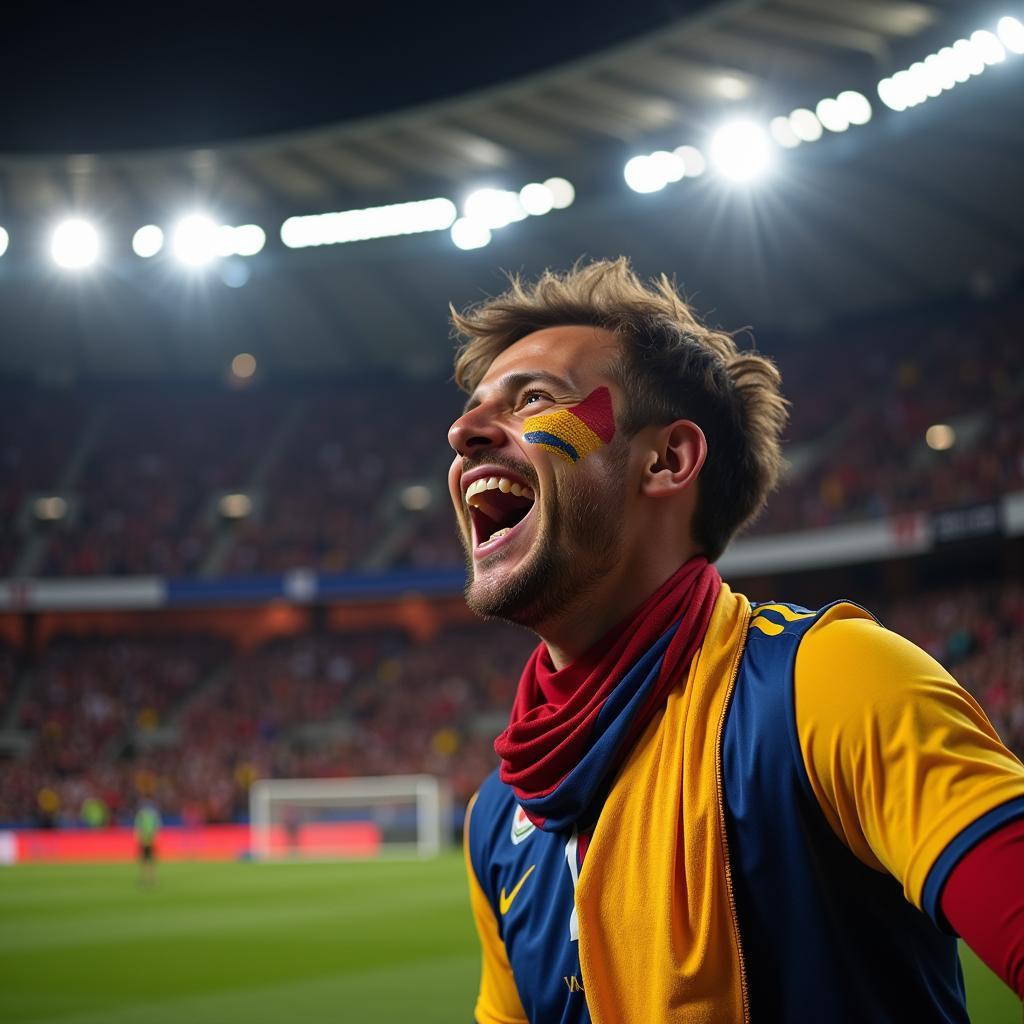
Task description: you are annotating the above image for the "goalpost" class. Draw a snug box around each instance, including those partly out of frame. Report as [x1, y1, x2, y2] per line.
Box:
[248, 774, 452, 861]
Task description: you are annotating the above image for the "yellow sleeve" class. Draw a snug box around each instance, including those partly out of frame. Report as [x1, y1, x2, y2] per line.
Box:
[464, 793, 528, 1024]
[794, 611, 1024, 910]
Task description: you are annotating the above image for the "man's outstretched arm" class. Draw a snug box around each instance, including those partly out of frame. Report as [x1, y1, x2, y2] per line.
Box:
[942, 816, 1024, 999]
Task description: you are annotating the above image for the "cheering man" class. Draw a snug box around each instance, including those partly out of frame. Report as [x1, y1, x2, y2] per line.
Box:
[447, 259, 1024, 1023]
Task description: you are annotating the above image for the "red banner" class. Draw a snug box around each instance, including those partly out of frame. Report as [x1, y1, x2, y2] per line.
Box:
[1, 822, 381, 863]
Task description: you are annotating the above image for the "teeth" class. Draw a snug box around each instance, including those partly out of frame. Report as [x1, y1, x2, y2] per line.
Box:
[466, 475, 535, 505]
[489, 527, 512, 541]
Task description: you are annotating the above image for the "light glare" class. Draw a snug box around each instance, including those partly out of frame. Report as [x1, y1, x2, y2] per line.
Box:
[624, 155, 666, 194]
[925, 424, 956, 451]
[788, 108, 823, 142]
[997, 16, 1024, 54]
[836, 90, 872, 125]
[172, 213, 220, 266]
[519, 183, 554, 216]
[769, 116, 800, 148]
[0, 226, 8, 258]
[877, 78, 906, 111]
[51, 219, 101, 269]
[673, 145, 706, 176]
[463, 188, 526, 229]
[970, 29, 1006, 65]
[815, 98, 850, 133]
[544, 177, 575, 209]
[952, 38, 985, 77]
[132, 225, 163, 258]
[231, 353, 257, 379]
[649, 150, 684, 183]
[708, 120, 773, 182]
[450, 218, 491, 250]
[280, 198, 457, 249]
[233, 224, 266, 257]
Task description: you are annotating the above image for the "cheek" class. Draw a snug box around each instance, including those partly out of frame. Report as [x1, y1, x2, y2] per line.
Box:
[522, 387, 617, 467]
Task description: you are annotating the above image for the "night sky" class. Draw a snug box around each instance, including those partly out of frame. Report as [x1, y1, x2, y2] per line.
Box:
[3, 1, 718, 153]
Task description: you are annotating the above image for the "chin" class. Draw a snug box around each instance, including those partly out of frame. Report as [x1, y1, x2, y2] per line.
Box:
[464, 547, 555, 629]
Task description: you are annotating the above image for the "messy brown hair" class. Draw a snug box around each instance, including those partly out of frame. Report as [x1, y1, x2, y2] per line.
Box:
[451, 257, 788, 561]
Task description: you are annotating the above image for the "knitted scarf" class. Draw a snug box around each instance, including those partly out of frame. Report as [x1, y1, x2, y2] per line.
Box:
[495, 556, 722, 832]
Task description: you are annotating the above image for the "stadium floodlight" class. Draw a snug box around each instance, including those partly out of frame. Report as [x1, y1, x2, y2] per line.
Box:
[673, 145, 706, 177]
[280, 197, 457, 249]
[649, 150, 685, 184]
[708, 120, 773, 182]
[50, 218, 101, 269]
[0, 226, 8, 258]
[815, 98, 850, 133]
[909, 61, 941, 100]
[788, 108, 823, 142]
[232, 224, 266, 257]
[463, 188, 527, 229]
[924, 52, 957, 92]
[925, 423, 956, 451]
[171, 213, 220, 266]
[132, 225, 163, 258]
[219, 492, 253, 518]
[519, 182, 555, 216]
[400, 484, 432, 511]
[769, 116, 801, 148]
[997, 15, 1024, 54]
[450, 217, 491, 250]
[231, 352, 257, 379]
[970, 29, 1006, 65]
[876, 77, 906, 112]
[624, 155, 666, 193]
[836, 90, 873, 125]
[544, 177, 575, 209]
[33, 496, 68, 522]
[935, 46, 969, 86]
[952, 38, 986, 78]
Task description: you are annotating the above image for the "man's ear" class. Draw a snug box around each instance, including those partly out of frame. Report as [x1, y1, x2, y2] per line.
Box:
[641, 420, 707, 497]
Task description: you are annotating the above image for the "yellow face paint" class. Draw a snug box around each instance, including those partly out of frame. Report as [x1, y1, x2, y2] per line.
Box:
[523, 386, 615, 464]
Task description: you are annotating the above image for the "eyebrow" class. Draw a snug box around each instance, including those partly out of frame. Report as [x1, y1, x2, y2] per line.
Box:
[463, 370, 575, 414]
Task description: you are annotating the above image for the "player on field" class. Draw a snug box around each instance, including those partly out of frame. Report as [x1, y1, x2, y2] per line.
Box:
[135, 799, 162, 885]
[447, 259, 1024, 1023]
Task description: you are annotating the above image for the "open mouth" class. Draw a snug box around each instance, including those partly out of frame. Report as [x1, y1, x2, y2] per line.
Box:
[465, 474, 536, 552]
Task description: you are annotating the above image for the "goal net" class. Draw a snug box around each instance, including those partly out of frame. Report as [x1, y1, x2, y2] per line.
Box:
[248, 774, 452, 860]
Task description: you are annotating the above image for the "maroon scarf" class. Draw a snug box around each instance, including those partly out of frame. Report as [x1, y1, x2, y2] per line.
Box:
[495, 556, 721, 830]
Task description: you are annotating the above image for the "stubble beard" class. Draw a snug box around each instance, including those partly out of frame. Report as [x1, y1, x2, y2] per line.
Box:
[460, 459, 627, 631]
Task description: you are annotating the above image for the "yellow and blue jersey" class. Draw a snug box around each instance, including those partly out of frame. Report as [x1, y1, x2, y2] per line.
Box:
[465, 584, 1024, 1023]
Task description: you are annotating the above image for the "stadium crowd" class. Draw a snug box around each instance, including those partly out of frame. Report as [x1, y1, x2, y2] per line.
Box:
[0, 581, 1020, 828]
[0, 290, 1019, 579]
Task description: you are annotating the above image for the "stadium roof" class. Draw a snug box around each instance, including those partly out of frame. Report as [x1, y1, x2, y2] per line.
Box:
[1, 0, 1021, 380]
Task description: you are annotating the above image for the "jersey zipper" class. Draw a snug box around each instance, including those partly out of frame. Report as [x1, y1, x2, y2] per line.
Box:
[714, 610, 751, 1024]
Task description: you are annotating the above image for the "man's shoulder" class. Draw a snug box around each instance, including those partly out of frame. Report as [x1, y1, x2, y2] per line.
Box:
[747, 598, 875, 642]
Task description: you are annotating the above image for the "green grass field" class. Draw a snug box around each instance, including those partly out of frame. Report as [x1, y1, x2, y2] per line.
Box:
[0, 855, 1018, 1023]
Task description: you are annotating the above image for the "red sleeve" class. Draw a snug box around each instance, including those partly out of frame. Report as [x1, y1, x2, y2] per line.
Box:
[941, 815, 1024, 1000]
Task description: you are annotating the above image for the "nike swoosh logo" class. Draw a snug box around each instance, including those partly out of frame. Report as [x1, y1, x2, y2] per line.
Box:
[499, 864, 536, 915]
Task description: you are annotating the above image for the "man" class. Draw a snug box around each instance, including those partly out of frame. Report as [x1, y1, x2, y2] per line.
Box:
[446, 259, 1024, 1023]
[135, 799, 162, 885]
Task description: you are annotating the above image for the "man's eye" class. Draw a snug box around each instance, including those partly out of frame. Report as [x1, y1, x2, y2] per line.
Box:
[519, 391, 550, 409]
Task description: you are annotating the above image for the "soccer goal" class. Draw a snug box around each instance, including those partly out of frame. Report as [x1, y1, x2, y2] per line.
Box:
[248, 774, 452, 861]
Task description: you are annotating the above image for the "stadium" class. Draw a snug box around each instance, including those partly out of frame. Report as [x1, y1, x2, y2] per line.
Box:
[0, 2, 1022, 1021]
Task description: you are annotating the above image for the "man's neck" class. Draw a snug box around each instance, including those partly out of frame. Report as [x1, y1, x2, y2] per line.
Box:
[538, 550, 699, 670]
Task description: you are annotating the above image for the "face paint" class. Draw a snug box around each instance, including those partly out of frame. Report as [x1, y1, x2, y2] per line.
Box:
[523, 386, 616, 464]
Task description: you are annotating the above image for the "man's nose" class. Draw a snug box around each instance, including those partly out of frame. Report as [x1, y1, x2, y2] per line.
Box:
[448, 408, 507, 456]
